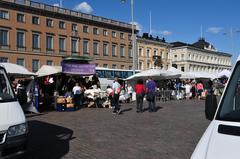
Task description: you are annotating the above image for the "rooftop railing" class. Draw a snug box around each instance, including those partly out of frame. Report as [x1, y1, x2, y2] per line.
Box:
[2, 0, 134, 29]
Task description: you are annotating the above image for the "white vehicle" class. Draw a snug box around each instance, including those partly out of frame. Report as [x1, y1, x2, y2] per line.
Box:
[0, 66, 28, 158]
[191, 58, 240, 159]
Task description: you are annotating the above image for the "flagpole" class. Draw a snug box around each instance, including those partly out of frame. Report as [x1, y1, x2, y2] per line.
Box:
[131, 0, 136, 74]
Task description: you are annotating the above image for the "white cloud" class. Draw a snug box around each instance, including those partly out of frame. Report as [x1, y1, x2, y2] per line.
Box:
[73, 2, 93, 14]
[160, 30, 172, 36]
[152, 29, 172, 36]
[207, 27, 223, 34]
[130, 21, 142, 31]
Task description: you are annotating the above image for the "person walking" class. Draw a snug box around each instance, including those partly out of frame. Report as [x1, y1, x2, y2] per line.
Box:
[72, 82, 81, 109]
[196, 81, 204, 100]
[127, 83, 134, 102]
[112, 77, 121, 114]
[135, 79, 145, 113]
[146, 77, 157, 112]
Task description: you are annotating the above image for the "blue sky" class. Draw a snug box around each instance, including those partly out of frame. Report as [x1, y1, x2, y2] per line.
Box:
[36, 0, 240, 63]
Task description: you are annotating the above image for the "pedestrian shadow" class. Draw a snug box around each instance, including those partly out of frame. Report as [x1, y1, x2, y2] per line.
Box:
[121, 108, 132, 113]
[23, 120, 74, 159]
[142, 106, 163, 112]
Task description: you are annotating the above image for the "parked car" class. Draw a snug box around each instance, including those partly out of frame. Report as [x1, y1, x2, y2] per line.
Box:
[191, 58, 240, 159]
[0, 66, 28, 158]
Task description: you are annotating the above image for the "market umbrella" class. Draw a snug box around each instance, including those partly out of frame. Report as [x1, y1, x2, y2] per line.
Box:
[36, 65, 62, 77]
[0, 62, 35, 77]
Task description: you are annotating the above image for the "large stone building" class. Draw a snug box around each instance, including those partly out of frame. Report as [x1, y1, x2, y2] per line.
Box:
[0, 0, 137, 72]
[137, 34, 171, 70]
[171, 38, 232, 73]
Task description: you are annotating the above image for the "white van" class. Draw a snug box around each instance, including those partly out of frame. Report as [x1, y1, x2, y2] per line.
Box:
[191, 58, 240, 159]
[0, 66, 28, 158]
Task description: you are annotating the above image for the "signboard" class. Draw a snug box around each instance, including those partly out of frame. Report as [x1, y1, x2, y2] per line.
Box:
[62, 63, 96, 75]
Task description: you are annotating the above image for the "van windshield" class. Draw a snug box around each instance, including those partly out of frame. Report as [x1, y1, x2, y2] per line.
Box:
[217, 62, 240, 122]
[0, 68, 15, 102]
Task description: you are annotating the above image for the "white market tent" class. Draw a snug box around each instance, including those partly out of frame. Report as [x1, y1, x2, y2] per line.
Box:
[126, 69, 181, 81]
[217, 69, 231, 78]
[180, 71, 217, 80]
[0, 62, 35, 77]
[36, 65, 62, 77]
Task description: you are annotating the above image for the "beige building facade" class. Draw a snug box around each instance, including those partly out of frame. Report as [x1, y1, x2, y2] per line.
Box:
[0, 0, 137, 72]
[137, 35, 171, 70]
[171, 38, 232, 73]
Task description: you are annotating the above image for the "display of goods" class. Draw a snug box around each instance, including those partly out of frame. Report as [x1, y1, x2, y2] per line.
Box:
[57, 96, 66, 104]
[66, 103, 74, 108]
[66, 97, 73, 103]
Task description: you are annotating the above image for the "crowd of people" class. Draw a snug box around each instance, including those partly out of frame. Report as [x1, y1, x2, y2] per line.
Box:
[11, 73, 228, 114]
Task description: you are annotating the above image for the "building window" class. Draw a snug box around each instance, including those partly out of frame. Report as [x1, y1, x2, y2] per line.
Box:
[129, 65, 132, 70]
[112, 31, 117, 38]
[103, 43, 109, 56]
[17, 13, 25, 22]
[139, 48, 142, 56]
[139, 62, 143, 70]
[95, 63, 98, 67]
[112, 44, 117, 57]
[47, 60, 53, 66]
[120, 33, 124, 39]
[103, 30, 108, 36]
[32, 16, 39, 24]
[120, 45, 125, 57]
[59, 37, 65, 52]
[59, 21, 65, 29]
[154, 50, 157, 56]
[128, 47, 132, 58]
[72, 24, 77, 31]
[71, 39, 78, 53]
[93, 41, 99, 55]
[46, 19, 53, 27]
[83, 40, 89, 54]
[32, 34, 40, 49]
[181, 66, 185, 72]
[121, 65, 125, 69]
[46, 35, 53, 50]
[112, 64, 117, 69]
[83, 26, 89, 33]
[103, 64, 108, 68]
[128, 34, 132, 41]
[174, 55, 177, 60]
[181, 54, 184, 60]
[93, 28, 99, 35]
[32, 59, 39, 72]
[0, 10, 9, 20]
[17, 31, 25, 48]
[16, 58, 25, 66]
[147, 63, 150, 69]
[0, 30, 9, 46]
[147, 49, 150, 58]
[0, 57, 8, 62]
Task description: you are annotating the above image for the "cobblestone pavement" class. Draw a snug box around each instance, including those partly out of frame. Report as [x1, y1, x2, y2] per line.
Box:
[23, 99, 210, 159]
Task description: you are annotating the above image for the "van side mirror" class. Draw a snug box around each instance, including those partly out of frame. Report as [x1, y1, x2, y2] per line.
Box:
[205, 94, 218, 120]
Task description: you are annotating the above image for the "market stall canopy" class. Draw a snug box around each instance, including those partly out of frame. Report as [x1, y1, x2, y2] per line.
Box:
[36, 65, 62, 77]
[166, 67, 183, 78]
[180, 71, 217, 79]
[217, 69, 231, 78]
[0, 62, 35, 77]
[126, 69, 180, 81]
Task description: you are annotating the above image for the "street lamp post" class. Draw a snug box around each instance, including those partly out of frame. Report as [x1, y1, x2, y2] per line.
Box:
[131, 0, 136, 74]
